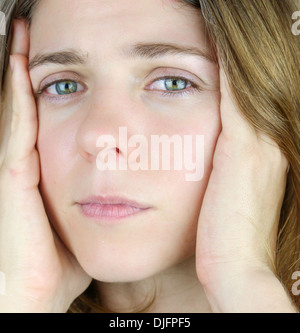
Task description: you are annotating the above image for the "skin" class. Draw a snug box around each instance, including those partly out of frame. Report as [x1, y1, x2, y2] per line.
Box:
[0, 0, 297, 313]
[29, 0, 220, 311]
[30, 0, 220, 288]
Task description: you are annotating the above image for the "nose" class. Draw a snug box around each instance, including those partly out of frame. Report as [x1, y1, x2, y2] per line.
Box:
[75, 90, 145, 166]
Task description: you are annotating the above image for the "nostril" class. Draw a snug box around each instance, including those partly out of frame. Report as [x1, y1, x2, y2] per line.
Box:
[116, 147, 120, 154]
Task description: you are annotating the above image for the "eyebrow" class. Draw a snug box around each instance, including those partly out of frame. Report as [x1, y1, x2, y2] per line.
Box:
[28, 49, 88, 71]
[123, 42, 215, 63]
[28, 43, 215, 71]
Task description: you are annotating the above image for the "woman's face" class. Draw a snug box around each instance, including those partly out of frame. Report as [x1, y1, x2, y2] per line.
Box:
[29, 0, 220, 282]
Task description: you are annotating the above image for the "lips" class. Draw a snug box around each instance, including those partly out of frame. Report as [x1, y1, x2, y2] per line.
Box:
[77, 196, 150, 220]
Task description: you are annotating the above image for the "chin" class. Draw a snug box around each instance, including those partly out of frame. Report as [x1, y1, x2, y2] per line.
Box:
[83, 261, 161, 283]
[73, 245, 178, 283]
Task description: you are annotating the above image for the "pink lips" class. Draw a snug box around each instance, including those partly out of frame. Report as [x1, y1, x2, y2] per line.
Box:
[77, 196, 150, 221]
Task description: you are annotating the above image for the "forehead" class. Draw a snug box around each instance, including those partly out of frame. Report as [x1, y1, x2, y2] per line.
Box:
[29, 0, 206, 57]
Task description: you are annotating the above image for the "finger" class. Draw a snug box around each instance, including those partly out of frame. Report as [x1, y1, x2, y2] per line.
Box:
[219, 65, 257, 142]
[219, 66, 290, 173]
[11, 19, 30, 56]
[0, 20, 30, 165]
[4, 54, 38, 165]
[2, 19, 29, 85]
[3, 19, 29, 80]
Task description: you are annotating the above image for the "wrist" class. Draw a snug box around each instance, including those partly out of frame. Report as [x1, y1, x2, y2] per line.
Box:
[0, 288, 69, 313]
[0, 297, 68, 313]
[203, 267, 297, 313]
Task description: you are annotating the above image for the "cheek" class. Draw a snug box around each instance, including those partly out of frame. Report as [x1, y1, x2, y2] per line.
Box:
[155, 104, 221, 233]
[37, 121, 76, 194]
[179, 106, 221, 183]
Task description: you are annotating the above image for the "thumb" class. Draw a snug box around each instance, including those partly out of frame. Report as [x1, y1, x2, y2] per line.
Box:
[2, 54, 39, 189]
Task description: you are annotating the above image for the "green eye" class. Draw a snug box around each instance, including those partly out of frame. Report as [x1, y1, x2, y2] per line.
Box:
[164, 78, 188, 91]
[55, 81, 78, 95]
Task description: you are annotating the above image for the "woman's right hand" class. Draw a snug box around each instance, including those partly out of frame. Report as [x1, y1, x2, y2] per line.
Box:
[0, 19, 92, 313]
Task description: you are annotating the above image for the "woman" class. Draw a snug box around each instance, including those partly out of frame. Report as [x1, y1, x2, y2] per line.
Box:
[0, 0, 299, 313]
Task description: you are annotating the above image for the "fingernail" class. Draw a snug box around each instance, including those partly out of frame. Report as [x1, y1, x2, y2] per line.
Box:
[10, 55, 14, 72]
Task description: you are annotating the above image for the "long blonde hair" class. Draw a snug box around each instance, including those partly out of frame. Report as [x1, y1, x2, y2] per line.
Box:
[0, 0, 299, 312]
[200, 0, 300, 311]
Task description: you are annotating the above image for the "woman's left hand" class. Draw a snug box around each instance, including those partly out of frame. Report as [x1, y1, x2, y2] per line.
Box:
[196, 66, 296, 312]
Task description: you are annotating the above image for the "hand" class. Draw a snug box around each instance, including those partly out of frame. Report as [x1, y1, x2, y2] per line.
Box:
[0, 19, 92, 313]
[196, 65, 295, 312]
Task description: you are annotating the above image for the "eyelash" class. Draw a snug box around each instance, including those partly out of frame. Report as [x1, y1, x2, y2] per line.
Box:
[35, 76, 202, 101]
[147, 76, 202, 98]
[34, 79, 85, 101]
